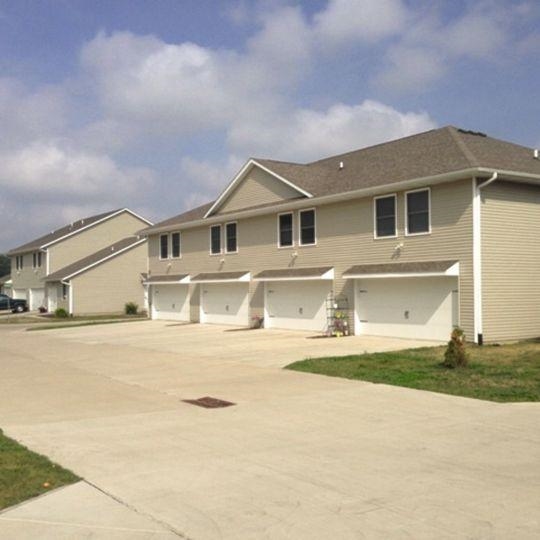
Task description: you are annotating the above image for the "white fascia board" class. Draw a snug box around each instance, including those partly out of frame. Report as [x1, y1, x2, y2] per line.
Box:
[61, 239, 147, 281]
[203, 159, 313, 218]
[147, 167, 482, 236]
[40, 209, 152, 250]
[344, 265, 459, 280]
[192, 272, 251, 284]
[145, 276, 191, 285]
[254, 268, 334, 282]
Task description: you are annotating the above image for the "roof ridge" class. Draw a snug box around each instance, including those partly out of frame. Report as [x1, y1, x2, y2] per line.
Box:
[446, 126, 480, 167]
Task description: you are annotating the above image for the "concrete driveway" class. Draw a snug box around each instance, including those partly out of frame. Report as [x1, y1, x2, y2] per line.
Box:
[0, 321, 539, 539]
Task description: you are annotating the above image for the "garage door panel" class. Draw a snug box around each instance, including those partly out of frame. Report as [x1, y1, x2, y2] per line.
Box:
[266, 281, 331, 332]
[152, 285, 190, 321]
[356, 277, 457, 341]
[201, 283, 249, 326]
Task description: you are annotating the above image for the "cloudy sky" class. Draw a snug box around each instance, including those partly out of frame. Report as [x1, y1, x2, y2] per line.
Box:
[1, 0, 539, 251]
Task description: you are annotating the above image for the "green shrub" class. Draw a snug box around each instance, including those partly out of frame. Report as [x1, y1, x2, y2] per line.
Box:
[125, 302, 138, 315]
[442, 327, 469, 368]
[54, 308, 68, 318]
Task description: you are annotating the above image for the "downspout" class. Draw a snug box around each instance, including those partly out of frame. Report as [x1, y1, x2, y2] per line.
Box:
[473, 172, 498, 345]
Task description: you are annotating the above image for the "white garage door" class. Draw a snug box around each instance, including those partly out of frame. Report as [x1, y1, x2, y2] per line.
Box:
[29, 288, 45, 310]
[12, 289, 27, 301]
[265, 281, 332, 332]
[151, 285, 190, 321]
[201, 283, 249, 326]
[355, 277, 458, 341]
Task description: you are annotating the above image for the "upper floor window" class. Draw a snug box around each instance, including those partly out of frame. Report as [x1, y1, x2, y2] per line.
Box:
[15, 255, 23, 270]
[159, 234, 169, 259]
[278, 213, 293, 248]
[225, 222, 237, 253]
[406, 188, 430, 235]
[374, 195, 397, 238]
[171, 232, 181, 258]
[299, 209, 316, 246]
[32, 252, 42, 268]
[210, 225, 222, 255]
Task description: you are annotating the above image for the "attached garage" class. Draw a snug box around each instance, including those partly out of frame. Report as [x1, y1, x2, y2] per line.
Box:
[345, 261, 459, 341]
[145, 275, 190, 321]
[29, 288, 45, 310]
[193, 272, 250, 327]
[12, 289, 27, 301]
[255, 267, 334, 332]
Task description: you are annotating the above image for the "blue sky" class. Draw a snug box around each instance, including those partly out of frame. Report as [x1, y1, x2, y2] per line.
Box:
[1, 0, 539, 251]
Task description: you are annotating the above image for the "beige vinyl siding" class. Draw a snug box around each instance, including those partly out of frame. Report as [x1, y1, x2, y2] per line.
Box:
[70, 243, 146, 315]
[149, 178, 474, 336]
[481, 180, 540, 342]
[218, 166, 304, 214]
[48, 212, 147, 273]
[10, 252, 47, 291]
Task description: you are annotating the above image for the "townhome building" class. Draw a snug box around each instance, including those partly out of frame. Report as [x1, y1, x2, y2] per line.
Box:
[8, 208, 151, 314]
[140, 127, 540, 343]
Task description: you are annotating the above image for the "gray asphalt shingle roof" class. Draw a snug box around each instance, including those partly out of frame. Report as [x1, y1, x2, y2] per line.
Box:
[8, 209, 124, 255]
[141, 126, 540, 233]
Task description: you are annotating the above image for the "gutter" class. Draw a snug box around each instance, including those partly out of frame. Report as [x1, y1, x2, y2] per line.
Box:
[141, 166, 540, 236]
[472, 172, 499, 345]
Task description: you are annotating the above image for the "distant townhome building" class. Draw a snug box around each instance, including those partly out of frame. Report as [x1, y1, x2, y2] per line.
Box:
[8, 209, 151, 315]
[139, 126, 540, 343]
[0, 275, 11, 295]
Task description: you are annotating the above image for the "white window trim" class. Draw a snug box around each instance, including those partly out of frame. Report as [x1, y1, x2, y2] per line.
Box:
[298, 208, 317, 247]
[277, 212, 295, 249]
[405, 187, 431, 236]
[209, 224, 222, 256]
[159, 233, 170, 260]
[373, 193, 398, 239]
[224, 221, 238, 254]
[170, 232, 182, 259]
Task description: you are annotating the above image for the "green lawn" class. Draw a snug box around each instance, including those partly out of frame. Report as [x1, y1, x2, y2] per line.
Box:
[0, 430, 79, 510]
[286, 339, 540, 402]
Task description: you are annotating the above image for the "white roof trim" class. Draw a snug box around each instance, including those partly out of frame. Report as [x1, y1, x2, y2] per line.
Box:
[144, 275, 190, 285]
[346, 262, 460, 279]
[192, 272, 251, 283]
[41, 209, 153, 250]
[56, 238, 147, 281]
[254, 268, 334, 282]
[203, 159, 313, 218]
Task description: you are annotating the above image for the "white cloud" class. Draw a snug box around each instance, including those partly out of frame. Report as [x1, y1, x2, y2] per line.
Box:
[0, 142, 154, 200]
[227, 99, 436, 162]
[314, 0, 408, 46]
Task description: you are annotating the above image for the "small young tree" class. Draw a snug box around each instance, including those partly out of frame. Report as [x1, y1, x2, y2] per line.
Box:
[442, 327, 468, 368]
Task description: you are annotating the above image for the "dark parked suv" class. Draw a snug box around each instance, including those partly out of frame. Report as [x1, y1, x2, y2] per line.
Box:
[0, 294, 29, 313]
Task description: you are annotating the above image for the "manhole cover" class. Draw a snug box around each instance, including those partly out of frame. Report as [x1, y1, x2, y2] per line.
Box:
[182, 396, 236, 408]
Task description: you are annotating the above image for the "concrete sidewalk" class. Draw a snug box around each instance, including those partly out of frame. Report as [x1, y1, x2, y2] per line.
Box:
[0, 322, 539, 539]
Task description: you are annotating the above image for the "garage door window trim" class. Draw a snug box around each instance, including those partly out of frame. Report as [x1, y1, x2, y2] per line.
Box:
[210, 225, 222, 255]
[225, 222, 238, 254]
[277, 212, 294, 249]
[405, 187, 431, 236]
[373, 194, 397, 239]
[299, 208, 317, 247]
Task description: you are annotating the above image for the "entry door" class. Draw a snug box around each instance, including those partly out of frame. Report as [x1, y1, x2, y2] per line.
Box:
[47, 286, 58, 312]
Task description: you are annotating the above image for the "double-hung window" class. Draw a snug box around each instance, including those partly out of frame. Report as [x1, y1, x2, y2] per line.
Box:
[16, 255, 23, 270]
[406, 188, 430, 235]
[32, 252, 42, 268]
[171, 232, 181, 258]
[374, 195, 397, 238]
[210, 225, 222, 255]
[225, 222, 237, 253]
[299, 209, 316, 246]
[159, 234, 169, 259]
[278, 213, 293, 247]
